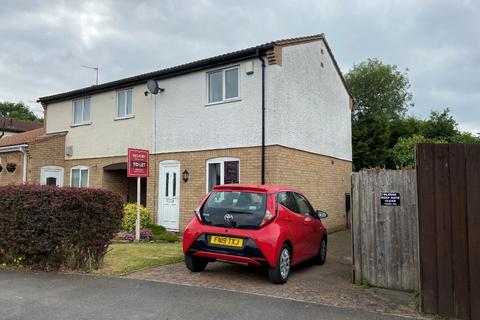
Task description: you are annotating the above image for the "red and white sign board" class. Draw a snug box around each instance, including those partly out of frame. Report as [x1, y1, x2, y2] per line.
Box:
[127, 148, 150, 178]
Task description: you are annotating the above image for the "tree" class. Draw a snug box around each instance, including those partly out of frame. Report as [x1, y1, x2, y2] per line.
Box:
[422, 108, 457, 141]
[346, 58, 413, 170]
[346, 58, 413, 123]
[390, 135, 446, 168]
[352, 114, 390, 170]
[0, 101, 43, 122]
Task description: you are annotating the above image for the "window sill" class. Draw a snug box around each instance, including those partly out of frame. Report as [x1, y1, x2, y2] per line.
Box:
[205, 98, 241, 107]
[114, 115, 135, 121]
[70, 122, 92, 128]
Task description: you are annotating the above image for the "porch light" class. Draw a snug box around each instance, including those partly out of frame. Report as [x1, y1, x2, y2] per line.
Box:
[182, 169, 189, 183]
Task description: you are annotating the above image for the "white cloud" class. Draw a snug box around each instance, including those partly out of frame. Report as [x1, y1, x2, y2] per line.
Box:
[0, 0, 478, 128]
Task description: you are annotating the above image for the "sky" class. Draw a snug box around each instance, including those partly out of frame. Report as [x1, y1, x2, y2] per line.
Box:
[0, 0, 478, 133]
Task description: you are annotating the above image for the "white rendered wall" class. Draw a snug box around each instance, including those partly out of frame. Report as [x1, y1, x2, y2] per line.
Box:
[154, 61, 262, 153]
[265, 40, 352, 161]
[45, 85, 153, 159]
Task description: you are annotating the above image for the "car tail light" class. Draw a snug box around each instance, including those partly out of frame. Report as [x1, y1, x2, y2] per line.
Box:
[194, 206, 202, 223]
[259, 195, 277, 227]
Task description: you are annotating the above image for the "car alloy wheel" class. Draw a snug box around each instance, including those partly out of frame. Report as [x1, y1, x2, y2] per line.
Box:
[279, 248, 290, 279]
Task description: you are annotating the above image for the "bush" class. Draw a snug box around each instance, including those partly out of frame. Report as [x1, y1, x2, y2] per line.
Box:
[154, 233, 179, 243]
[121, 203, 152, 233]
[0, 185, 123, 271]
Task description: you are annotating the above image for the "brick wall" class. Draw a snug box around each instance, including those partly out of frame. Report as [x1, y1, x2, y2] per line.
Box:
[57, 145, 350, 232]
[0, 151, 24, 185]
[148, 147, 262, 230]
[265, 145, 352, 232]
[27, 135, 66, 184]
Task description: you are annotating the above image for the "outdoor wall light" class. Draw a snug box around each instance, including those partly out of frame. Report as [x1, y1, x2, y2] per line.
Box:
[182, 169, 189, 183]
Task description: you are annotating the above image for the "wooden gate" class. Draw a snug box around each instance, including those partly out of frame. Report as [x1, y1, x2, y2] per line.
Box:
[417, 144, 480, 320]
[352, 169, 419, 291]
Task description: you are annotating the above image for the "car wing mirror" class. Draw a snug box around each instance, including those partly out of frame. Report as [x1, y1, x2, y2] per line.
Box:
[316, 210, 328, 219]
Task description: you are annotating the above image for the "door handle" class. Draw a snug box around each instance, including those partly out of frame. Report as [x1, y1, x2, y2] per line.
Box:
[304, 217, 312, 224]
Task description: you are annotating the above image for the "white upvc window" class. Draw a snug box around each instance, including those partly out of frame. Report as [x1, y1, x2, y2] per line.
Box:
[206, 157, 240, 192]
[70, 166, 89, 188]
[72, 97, 91, 125]
[207, 66, 239, 104]
[116, 89, 133, 118]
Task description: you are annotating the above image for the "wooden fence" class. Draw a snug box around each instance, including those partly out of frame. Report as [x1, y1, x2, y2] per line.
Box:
[352, 169, 419, 291]
[417, 144, 480, 320]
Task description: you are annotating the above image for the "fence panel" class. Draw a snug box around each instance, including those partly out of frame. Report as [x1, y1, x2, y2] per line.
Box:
[352, 169, 419, 291]
[417, 144, 480, 320]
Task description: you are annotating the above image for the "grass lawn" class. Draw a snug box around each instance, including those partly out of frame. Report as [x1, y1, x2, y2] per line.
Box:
[94, 242, 183, 276]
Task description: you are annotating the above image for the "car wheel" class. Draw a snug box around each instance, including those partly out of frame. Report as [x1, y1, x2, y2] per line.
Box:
[314, 237, 327, 265]
[185, 253, 208, 272]
[268, 245, 291, 284]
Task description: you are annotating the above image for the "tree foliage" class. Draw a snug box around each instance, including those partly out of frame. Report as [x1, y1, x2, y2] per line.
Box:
[0, 101, 43, 122]
[346, 58, 479, 170]
[346, 58, 413, 122]
[346, 58, 413, 170]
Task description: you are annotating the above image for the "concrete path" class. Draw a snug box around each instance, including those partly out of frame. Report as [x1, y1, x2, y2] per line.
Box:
[128, 230, 419, 318]
[0, 270, 410, 320]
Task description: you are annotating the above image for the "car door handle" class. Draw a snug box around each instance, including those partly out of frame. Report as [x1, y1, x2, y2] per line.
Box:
[304, 217, 312, 224]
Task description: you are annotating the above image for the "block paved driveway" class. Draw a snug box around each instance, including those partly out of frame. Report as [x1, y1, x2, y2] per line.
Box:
[127, 230, 420, 318]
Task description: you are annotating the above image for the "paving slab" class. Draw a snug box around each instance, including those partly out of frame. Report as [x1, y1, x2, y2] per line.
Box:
[127, 230, 422, 318]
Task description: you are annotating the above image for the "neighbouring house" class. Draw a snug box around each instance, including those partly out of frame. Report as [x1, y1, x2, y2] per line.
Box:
[33, 33, 352, 232]
[0, 128, 66, 185]
[0, 117, 43, 138]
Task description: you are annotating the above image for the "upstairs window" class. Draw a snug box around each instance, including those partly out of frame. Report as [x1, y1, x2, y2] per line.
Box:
[207, 67, 239, 103]
[73, 97, 91, 125]
[117, 89, 133, 118]
[70, 166, 89, 188]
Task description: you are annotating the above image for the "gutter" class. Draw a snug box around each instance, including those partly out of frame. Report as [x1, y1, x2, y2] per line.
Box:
[256, 50, 266, 184]
[0, 144, 28, 183]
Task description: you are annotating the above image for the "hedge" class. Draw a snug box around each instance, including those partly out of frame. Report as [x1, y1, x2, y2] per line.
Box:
[0, 185, 123, 271]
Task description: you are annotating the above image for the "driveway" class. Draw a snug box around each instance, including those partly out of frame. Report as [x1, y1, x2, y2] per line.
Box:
[127, 230, 420, 318]
[0, 271, 411, 320]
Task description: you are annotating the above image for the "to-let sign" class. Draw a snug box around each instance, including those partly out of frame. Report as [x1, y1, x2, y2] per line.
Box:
[127, 148, 150, 178]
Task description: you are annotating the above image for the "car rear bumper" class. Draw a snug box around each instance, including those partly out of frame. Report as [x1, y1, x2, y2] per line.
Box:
[191, 251, 267, 266]
[186, 233, 269, 266]
[183, 217, 282, 267]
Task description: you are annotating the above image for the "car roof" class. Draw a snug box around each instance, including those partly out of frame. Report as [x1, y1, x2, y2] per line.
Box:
[212, 184, 298, 193]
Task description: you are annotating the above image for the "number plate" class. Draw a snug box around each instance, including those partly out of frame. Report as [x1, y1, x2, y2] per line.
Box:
[210, 235, 243, 248]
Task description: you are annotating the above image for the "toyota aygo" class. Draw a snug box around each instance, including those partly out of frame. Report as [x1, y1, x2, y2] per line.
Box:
[183, 184, 328, 284]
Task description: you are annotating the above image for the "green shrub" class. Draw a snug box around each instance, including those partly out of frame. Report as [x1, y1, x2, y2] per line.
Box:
[0, 185, 123, 271]
[154, 233, 179, 243]
[146, 223, 167, 235]
[121, 203, 152, 233]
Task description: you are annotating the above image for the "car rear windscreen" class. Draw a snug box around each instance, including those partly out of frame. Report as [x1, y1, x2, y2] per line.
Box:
[201, 191, 266, 229]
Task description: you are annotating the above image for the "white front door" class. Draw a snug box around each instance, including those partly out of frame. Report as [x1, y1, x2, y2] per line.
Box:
[158, 160, 180, 231]
[40, 166, 64, 187]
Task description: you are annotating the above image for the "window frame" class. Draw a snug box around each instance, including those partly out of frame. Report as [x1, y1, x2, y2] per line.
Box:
[115, 88, 134, 120]
[277, 191, 300, 214]
[293, 192, 315, 216]
[72, 97, 92, 126]
[70, 165, 89, 188]
[206, 65, 240, 105]
[205, 157, 240, 192]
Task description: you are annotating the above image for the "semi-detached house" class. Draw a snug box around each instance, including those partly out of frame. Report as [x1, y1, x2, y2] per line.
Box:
[33, 34, 352, 232]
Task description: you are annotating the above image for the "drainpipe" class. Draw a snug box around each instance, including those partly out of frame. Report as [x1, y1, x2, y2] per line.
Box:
[19, 146, 27, 184]
[256, 50, 266, 185]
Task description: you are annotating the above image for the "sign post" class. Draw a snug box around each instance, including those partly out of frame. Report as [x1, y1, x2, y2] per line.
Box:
[127, 148, 150, 241]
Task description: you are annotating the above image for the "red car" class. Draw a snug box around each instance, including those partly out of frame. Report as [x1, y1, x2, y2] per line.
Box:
[183, 184, 328, 284]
